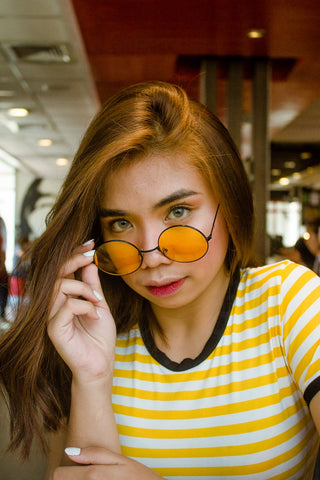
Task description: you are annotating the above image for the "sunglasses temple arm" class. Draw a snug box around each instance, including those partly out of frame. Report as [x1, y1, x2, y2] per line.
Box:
[207, 203, 220, 241]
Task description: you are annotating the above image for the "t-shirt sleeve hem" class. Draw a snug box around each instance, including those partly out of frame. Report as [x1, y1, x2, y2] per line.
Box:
[304, 376, 320, 406]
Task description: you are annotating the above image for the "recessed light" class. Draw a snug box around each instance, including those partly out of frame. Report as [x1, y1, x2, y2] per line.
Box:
[284, 161, 296, 169]
[279, 177, 290, 186]
[56, 157, 69, 166]
[37, 138, 52, 147]
[247, 29, 266, 39]
[300, 151, 312, 160]
[8, 107, 29, 117]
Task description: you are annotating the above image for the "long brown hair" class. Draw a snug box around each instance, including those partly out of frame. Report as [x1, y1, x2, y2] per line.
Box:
[0, 81, 254, 459]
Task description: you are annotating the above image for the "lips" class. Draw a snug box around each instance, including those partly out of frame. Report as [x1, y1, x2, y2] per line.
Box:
[146, 278, 185, 297]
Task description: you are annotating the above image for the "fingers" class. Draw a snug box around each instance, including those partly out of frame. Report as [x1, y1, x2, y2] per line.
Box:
[81, 263, 108, 309]
[48, 296, 99, 333]
[59, 242, 95, 279]
[51, 465, 91, 480]
[56, 240, 107, 311]
[51, 464, 122, 480]
[50, 276, 102, 319]
[65, 446, 123, 465]
[49, 239, 105, 320]
[50, 447, 122, 479]
[62, 447, 163, 478]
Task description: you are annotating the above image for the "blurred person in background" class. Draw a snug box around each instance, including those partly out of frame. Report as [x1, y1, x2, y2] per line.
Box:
[281, 220, 320, 271]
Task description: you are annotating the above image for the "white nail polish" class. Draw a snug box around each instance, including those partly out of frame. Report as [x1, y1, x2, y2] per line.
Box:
[82, 239, 94, 246]
[83, 249, 95, 257]
[96, 308, 101, 318]
[94, 290, 103, 301]
[65, 447, 81, 456]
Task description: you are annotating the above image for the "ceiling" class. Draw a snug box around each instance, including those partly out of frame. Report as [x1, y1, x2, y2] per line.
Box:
[0, 0, 99, 179]
[0, 0, 320, 188]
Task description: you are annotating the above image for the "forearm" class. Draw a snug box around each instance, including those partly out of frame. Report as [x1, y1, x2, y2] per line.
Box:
[66, 373, 121, 454]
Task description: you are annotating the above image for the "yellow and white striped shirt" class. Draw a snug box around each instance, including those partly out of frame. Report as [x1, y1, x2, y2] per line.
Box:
[112, 261, 320, 479]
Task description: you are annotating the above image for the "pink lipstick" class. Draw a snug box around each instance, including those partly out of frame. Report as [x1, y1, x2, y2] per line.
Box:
[147, 279, 185, 297]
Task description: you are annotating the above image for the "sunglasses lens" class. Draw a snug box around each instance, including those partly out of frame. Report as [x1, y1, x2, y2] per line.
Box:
[94, 241, 141, 275]
[159, 226, 208, 262]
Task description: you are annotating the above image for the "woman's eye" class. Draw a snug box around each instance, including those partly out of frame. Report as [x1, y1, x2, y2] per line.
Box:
[168, 207, 189, 221]
[109, 219, 131, 233]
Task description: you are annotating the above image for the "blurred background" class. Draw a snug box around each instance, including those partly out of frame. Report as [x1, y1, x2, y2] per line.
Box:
[1, 0, 320, 475]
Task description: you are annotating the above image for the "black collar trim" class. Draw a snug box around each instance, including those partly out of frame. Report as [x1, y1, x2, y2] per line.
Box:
[139, 268, 240, 372]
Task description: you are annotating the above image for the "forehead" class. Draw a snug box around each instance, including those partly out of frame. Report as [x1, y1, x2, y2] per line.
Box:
[101, 154, 213, 207]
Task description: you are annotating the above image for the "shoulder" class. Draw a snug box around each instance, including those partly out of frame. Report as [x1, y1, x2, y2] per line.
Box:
[238, 260, 319, 298]
[237, 261, 320, 325]
[240, 259, 313, 282]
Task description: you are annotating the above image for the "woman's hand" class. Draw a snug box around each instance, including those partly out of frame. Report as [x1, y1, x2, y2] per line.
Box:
[51, 447, 164, 480]
[47, 240, 116, 385]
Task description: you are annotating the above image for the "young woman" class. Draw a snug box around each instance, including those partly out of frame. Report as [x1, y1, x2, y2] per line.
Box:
[1, 81, 320, 479]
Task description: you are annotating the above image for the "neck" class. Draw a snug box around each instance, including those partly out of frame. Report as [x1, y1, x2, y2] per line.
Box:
[150, 268, 231, 363]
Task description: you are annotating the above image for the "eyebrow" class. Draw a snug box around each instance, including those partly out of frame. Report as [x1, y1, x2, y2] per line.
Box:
[99, 208, 127, 218]
[99, 189, 199, 218]
[153, 189, 199, 209]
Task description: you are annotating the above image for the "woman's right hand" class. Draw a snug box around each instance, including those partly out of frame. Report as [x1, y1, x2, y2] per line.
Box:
[47, 240, 117, 386]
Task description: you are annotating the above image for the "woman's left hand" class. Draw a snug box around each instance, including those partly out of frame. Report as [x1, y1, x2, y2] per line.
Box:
[50, 447, 164, 479]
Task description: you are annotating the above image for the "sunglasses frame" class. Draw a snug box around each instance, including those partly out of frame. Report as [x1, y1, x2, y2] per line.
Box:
[95, 203, 220, 276]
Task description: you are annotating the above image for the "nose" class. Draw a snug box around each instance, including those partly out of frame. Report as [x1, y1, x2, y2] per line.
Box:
[140, 247, 172, 269]
[139, 230, 172, 270]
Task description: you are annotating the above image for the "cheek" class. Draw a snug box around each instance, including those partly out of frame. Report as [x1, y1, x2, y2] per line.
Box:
[120, 272, 141, 292]
[210, 219, 229, 257]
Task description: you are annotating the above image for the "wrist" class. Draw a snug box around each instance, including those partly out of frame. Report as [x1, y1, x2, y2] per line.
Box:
[71, 351, 115, 387]
[71, 369, 114, 396]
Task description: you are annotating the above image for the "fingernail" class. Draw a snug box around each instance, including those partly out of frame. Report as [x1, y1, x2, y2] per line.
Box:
[65, 447, 81, 456]
[83, 249, 95, 257]
[96, 308, 101, 318]
[94, 290, 103, 301]
[83, 239, 94, 246]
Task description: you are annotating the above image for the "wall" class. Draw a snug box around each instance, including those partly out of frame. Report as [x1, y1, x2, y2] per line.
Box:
[15, 171, 63, 242]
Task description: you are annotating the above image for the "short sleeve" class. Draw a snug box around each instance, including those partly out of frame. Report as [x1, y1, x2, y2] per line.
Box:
[280, 262, 320, 404]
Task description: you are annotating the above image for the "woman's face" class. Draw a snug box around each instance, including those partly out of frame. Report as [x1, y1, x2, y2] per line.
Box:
[99, 153, 229, 312]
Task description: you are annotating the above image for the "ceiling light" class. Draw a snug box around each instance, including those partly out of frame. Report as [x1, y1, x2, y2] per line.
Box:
[284, 161, 296, 169]
[300, 151, 312, 160]
[37, 138, 52, 147]
[56, 157, 69, 166]
[8, 107, 29, 117]
[279, 177, 290, 186]
[247, 29, 266, 39]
